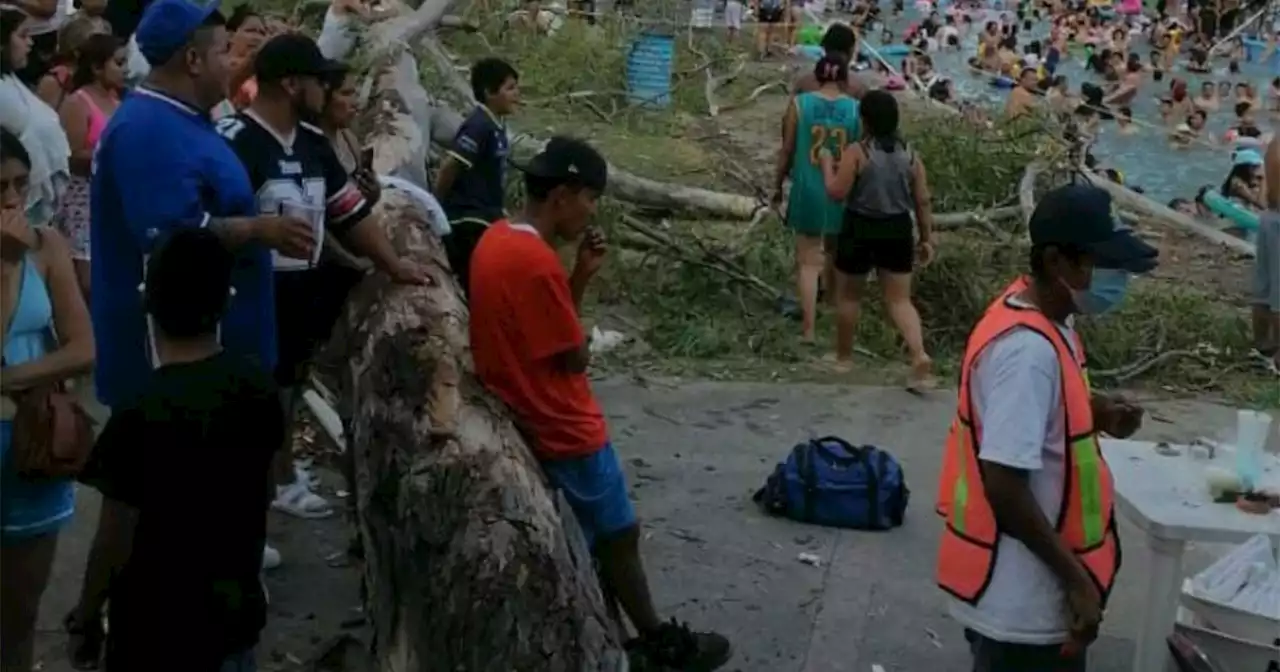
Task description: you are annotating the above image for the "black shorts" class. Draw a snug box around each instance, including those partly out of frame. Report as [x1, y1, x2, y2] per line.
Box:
[273, 265, 364, 387]
[834, 210, 915, 276]
[759, 6, 785, 22]
[443, 219, 490, 298]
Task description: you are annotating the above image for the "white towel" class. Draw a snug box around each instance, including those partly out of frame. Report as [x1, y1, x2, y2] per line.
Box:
[0, 74, 70, 226]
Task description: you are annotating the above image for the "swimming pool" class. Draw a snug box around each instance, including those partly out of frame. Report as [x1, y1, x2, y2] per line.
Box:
[866, 12, 1277, 205]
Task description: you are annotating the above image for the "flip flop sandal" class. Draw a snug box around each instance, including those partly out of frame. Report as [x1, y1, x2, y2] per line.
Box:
[272, 482, 334, 519]
[64, 610, 104, 671]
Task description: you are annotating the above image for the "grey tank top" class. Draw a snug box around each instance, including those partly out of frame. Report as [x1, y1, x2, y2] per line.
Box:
[846, 140, 916, 218]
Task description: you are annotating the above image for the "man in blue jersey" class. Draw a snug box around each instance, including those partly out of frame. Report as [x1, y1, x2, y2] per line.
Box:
[67, 1, 315, 664]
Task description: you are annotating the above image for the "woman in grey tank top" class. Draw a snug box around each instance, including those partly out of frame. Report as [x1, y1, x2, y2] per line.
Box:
[818, 90, 937, 390]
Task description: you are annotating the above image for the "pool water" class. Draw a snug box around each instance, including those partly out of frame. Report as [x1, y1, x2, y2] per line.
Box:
[865, 10, 1279, 205]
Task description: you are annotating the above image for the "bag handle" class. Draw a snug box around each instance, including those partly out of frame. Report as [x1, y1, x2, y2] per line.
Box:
[810, 436, 869, 466]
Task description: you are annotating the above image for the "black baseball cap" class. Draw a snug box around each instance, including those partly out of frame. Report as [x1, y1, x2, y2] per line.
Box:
[253, 33, 345, 83]
[520, 137, 608, 193]
[1029, 184, 1158, 273]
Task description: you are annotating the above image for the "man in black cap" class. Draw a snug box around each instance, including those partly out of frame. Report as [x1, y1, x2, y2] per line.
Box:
[214, 32, 428, 558]
[468, 137, 732, 671]
[935, 183, 1157, 672]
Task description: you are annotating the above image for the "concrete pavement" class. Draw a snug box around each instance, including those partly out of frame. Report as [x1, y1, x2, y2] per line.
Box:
[32, 380, 1251, 671]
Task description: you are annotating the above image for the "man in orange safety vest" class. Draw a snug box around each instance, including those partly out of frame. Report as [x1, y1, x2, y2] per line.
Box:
[935, 184, 1159, 671]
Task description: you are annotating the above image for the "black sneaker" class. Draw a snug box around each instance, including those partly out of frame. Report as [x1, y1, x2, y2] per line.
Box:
[625, 619, 732, 672]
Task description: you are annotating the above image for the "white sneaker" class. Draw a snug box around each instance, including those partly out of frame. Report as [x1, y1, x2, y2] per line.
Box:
[262, 543, 282, 570]
[272, 480, 334, 519]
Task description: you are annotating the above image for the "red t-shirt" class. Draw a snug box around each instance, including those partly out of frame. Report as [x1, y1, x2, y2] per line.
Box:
[468, 221, 608, 460]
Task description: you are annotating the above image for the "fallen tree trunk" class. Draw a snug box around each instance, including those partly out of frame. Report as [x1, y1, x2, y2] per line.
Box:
[1082, 168, 1257, 258]
[334, 5, 629, 670]
[418, 41, 771, 220]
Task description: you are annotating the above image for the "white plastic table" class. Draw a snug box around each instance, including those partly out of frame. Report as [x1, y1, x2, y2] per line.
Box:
[1101, 439, 1280, 672]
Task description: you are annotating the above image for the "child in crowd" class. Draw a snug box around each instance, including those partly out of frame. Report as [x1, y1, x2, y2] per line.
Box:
[436, 57, 520, 296]
[34, 14, 105, 108]
[468, 136, 732, 671]
[80, 228, 284, 672]
[72, 0, 112, 34]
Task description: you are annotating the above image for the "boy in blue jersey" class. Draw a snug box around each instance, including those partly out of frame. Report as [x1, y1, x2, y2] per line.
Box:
[70, 0, 316, 664]
[772, 55, 860, 343]
[435, 57, 520, 296]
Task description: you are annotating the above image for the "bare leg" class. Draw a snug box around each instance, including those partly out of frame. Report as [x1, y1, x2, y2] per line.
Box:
[595, 526, 662, 634]
[69, 497, 137, 669]
[833, 270, 866, 368]
[822, 235, 838, 307]
[2, 532, 60, 672]
[880, 271, 934, 387]
[795, 235, 825, 342]
[1251, 304, 1277, 353]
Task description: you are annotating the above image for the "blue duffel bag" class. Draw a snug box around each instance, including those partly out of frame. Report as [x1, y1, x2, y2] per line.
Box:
[753, 436, 909, 530]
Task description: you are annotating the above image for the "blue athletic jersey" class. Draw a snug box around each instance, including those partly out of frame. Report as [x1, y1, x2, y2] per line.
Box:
[90, 87, 276, 407]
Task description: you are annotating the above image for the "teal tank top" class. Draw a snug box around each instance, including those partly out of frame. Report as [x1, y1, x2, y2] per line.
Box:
[787, 92, 861, 236]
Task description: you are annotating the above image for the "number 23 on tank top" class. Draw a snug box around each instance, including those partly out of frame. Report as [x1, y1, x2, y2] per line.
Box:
[808, 125, 849, 165]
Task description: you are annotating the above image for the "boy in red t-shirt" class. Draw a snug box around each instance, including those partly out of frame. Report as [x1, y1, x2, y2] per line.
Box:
[468, 137, 731, 671]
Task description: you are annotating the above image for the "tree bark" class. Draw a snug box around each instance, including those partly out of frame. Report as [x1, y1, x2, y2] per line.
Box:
[336, 6, 629, 669]
[332, 191, 628, 672]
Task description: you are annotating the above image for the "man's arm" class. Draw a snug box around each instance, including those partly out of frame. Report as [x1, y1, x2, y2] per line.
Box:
[974, 332, 1093, 591]
[15, 0, 55, 18]
[434, 114, 490, 199]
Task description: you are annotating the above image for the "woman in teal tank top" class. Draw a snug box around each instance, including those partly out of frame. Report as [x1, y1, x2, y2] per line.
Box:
[772, 55, 860, 341]
[0, 129, 95, 672]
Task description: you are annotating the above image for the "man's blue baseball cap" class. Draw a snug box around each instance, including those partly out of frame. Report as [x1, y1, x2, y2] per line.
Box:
[136, 0, 223, 67]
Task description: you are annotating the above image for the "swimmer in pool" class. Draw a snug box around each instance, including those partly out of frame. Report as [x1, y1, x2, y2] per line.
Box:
[1194, 81, 1219, 112]
[1170, 111, 1205, 147]
[1158, 97, 1174, 124]
[1114, 106, 1137, 134]
[1005, 67, 1040, 117]
[1218, 81, 1233, 100]
[1103, 57, 1142, 106]
[1221, 149, 1267, 210]
[1236, 82, 1260, 109]
[1168, 78, 1193, 120]
[1268, 78, 1280, 112]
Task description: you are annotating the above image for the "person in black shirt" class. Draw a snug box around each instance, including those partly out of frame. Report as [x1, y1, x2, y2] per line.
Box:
[80, 228, 283, 672]
[435, 57, 520, 295]
[215, 33, 426, 546]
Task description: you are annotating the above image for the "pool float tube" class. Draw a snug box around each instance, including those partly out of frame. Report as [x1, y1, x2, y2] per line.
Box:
[990, 75, 1016, 88]
[1117, 0, 1141, 14]
[865, 43, 912, 57]
[1203, 190, 1260, 232]
[798, 24, 824, 45]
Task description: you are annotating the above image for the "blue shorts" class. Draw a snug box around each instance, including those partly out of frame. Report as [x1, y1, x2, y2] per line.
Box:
[0, 421, 75, 543]
[541, 442, 637, 548]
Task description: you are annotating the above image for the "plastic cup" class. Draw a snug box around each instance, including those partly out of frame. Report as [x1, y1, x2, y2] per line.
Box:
[1235, 410, 1272, 491]
[276, 201, 324, 269]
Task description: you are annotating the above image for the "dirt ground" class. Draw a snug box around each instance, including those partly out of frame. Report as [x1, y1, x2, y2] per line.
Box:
[32, 380, 1274, 672]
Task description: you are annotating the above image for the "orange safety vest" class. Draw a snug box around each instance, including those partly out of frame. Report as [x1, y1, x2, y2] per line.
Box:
[935, 277, 1121, 605]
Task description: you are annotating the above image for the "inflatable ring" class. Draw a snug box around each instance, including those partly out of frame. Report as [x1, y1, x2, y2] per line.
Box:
[991, 75, 1016, 88]
[865, 43, 912, 57]
[798, 25, 824, 46]
[1203, 190, 1260, 231]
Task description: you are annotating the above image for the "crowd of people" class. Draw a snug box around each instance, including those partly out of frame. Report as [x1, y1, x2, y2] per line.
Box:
[0, 0, 741, 669]
[0, 0, 1276, 672]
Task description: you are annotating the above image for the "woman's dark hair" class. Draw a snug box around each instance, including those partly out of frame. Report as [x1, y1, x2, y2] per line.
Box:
[859, 90, 901, 152]
[0, 6, 27, 75]
[323, 62, 352, 100]
[0, 128, 30, 169]
[1194, 184, 1211, 205]
[470, 57, 518, 103]
[814, 54, 849, 85]
[928, 78, 950, 102]
[71, 33, 121, 90]
[1235, 100, 1252, 117]
[226, 5, 261, 32]
[145, 228, 234, 339]
[820, 22, 857, 58]
[1221, 162, 1257, 197]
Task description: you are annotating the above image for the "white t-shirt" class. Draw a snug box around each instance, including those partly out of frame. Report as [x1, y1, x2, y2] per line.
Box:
[948, 307, 1078, 646]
